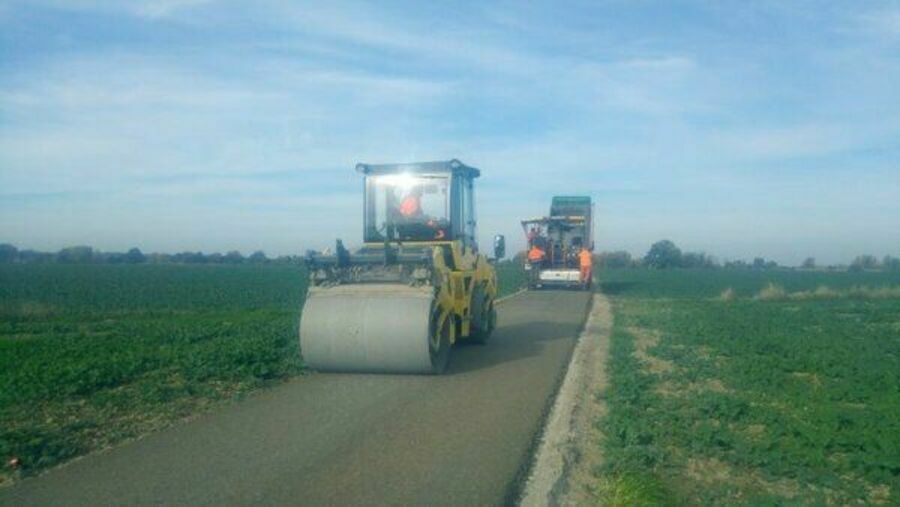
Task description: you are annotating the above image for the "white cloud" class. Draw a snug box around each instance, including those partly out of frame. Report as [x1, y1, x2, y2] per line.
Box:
[0, 51, 457, 195]
[859, 7, 900, 38]
[8, 0, 214, 19]
[708, 124, 852, 161]
[132, 0, 213, 19]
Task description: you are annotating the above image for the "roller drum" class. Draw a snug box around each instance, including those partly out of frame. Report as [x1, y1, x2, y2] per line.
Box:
[299, 284, 439, 373]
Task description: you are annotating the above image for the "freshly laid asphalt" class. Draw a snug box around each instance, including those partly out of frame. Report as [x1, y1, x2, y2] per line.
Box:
[2, 290, 591, 506]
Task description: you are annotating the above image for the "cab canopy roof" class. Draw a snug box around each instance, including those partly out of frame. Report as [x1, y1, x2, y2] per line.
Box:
[355, 159, 480, 178]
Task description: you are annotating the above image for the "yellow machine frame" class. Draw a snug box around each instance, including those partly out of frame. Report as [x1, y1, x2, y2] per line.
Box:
[363, 240, 498, 344]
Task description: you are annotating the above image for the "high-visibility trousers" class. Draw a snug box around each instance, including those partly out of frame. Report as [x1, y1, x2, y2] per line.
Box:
[580, 265, 592, 283]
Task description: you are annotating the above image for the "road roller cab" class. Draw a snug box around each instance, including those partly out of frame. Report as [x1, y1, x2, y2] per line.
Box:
[300, 160, 503, 374]
[358, 159, 480, 247]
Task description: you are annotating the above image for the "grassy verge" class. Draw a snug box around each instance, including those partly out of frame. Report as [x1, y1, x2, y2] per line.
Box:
[596, 269, 900, 505]
[496, 259, 528, 297]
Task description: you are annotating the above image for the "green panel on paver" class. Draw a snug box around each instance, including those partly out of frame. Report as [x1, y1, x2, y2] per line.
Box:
[550, 196, 591, 216]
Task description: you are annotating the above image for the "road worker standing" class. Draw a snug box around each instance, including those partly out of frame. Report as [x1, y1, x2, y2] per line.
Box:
[578, 247, 593, 289]
[528, 244, 546, 265]
[528, 244, 547, 287]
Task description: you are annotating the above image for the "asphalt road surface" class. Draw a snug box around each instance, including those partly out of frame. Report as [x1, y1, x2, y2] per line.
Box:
[2, 290, 591, 506]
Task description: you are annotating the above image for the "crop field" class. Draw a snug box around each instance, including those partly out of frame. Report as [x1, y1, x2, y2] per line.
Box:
[597, 269, 900, 505]
[0, 261, 526, 484]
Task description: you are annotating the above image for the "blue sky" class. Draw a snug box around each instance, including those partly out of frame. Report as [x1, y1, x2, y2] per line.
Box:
[1, 0, 898, 264]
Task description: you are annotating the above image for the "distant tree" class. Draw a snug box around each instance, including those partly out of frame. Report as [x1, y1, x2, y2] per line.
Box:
[765, 260, 778, 270]
[597, 250, 632, 269]
[724, 259, 748, 269]
[146, 252, 171, 264]
[18, 249, 54, 263]
[0, 243, 18, 263]
[752, 257, 766, 270]
[57, 246, 94, 264]
[102, 252, 126, 264]
[125, 247, 146, 264]
[248, 251, 268, 264]
[801, 257, 816, 269]
[682, 251, 717, 269]
[850, 255, 879, 271]
[883, 255, 900, 271]
[224, 250, 244, 264]
[206, 252, 224, 264]
[644, 240, 682, 269]
[175, 251, 207, 264]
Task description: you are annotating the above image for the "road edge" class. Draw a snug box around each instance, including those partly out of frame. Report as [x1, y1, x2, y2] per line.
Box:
[518, 292, 612, 506]
[496, 287, 527, 304]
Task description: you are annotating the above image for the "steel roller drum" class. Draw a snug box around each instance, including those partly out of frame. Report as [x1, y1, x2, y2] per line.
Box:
[299, 284, 438, 373]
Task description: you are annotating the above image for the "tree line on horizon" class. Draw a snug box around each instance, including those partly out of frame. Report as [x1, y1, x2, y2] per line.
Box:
[599, 240, 900, 271]
[1, 241, 898, 271]
[514, 239, 899, 271]
[0, 243, 302, 266]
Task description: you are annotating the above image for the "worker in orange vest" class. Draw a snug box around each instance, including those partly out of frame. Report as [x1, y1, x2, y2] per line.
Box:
[398, 187, 422, 218]
[528, 243, 546, 287]
[578, 247, 593, 287]
[527, 244, 546, 266]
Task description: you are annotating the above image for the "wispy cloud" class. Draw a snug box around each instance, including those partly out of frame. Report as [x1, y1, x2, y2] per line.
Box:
[132, 0, 213, 19]
[858, 7, 900, 38]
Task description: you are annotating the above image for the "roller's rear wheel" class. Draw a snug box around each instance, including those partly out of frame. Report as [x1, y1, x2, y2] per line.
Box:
[429, 309, 452, 373]
[467, 283, 495, 345]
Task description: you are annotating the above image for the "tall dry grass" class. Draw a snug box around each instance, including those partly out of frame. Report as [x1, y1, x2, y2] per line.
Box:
[755, 283, 787, 301]
[751, 284, 900, 301]
[597, 473, 667, 507]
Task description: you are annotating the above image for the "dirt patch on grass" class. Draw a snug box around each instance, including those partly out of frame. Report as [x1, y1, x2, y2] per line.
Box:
[685, 456, 800, 500]
[866, 483, 892, 505]
[655, 377, 731, 398]
[790, 371, 823, 388]
[628, 326, 674, 374]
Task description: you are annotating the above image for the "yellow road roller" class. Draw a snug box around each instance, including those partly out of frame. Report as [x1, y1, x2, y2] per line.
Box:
[300, 160, 506, 374]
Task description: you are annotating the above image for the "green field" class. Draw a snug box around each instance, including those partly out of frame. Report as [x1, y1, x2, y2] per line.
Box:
[0, 261, 526, 484]
[8, 261, 895, 502]
[597, 269, 900, 505]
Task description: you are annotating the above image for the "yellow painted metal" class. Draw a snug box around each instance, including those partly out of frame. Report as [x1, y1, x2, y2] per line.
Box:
[362, 240, 497, 346]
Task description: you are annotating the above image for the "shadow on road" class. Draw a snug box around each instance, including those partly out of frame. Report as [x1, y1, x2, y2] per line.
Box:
[449, 321, 575, 374]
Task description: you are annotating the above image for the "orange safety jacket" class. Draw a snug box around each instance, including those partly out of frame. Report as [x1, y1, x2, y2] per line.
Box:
[399, 196, 420, 217]
[528, 246, 546, 262]
[578, 249, 593, 268]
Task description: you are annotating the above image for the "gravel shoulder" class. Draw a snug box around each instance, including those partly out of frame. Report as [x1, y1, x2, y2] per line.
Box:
[520, 292, 612, 506]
